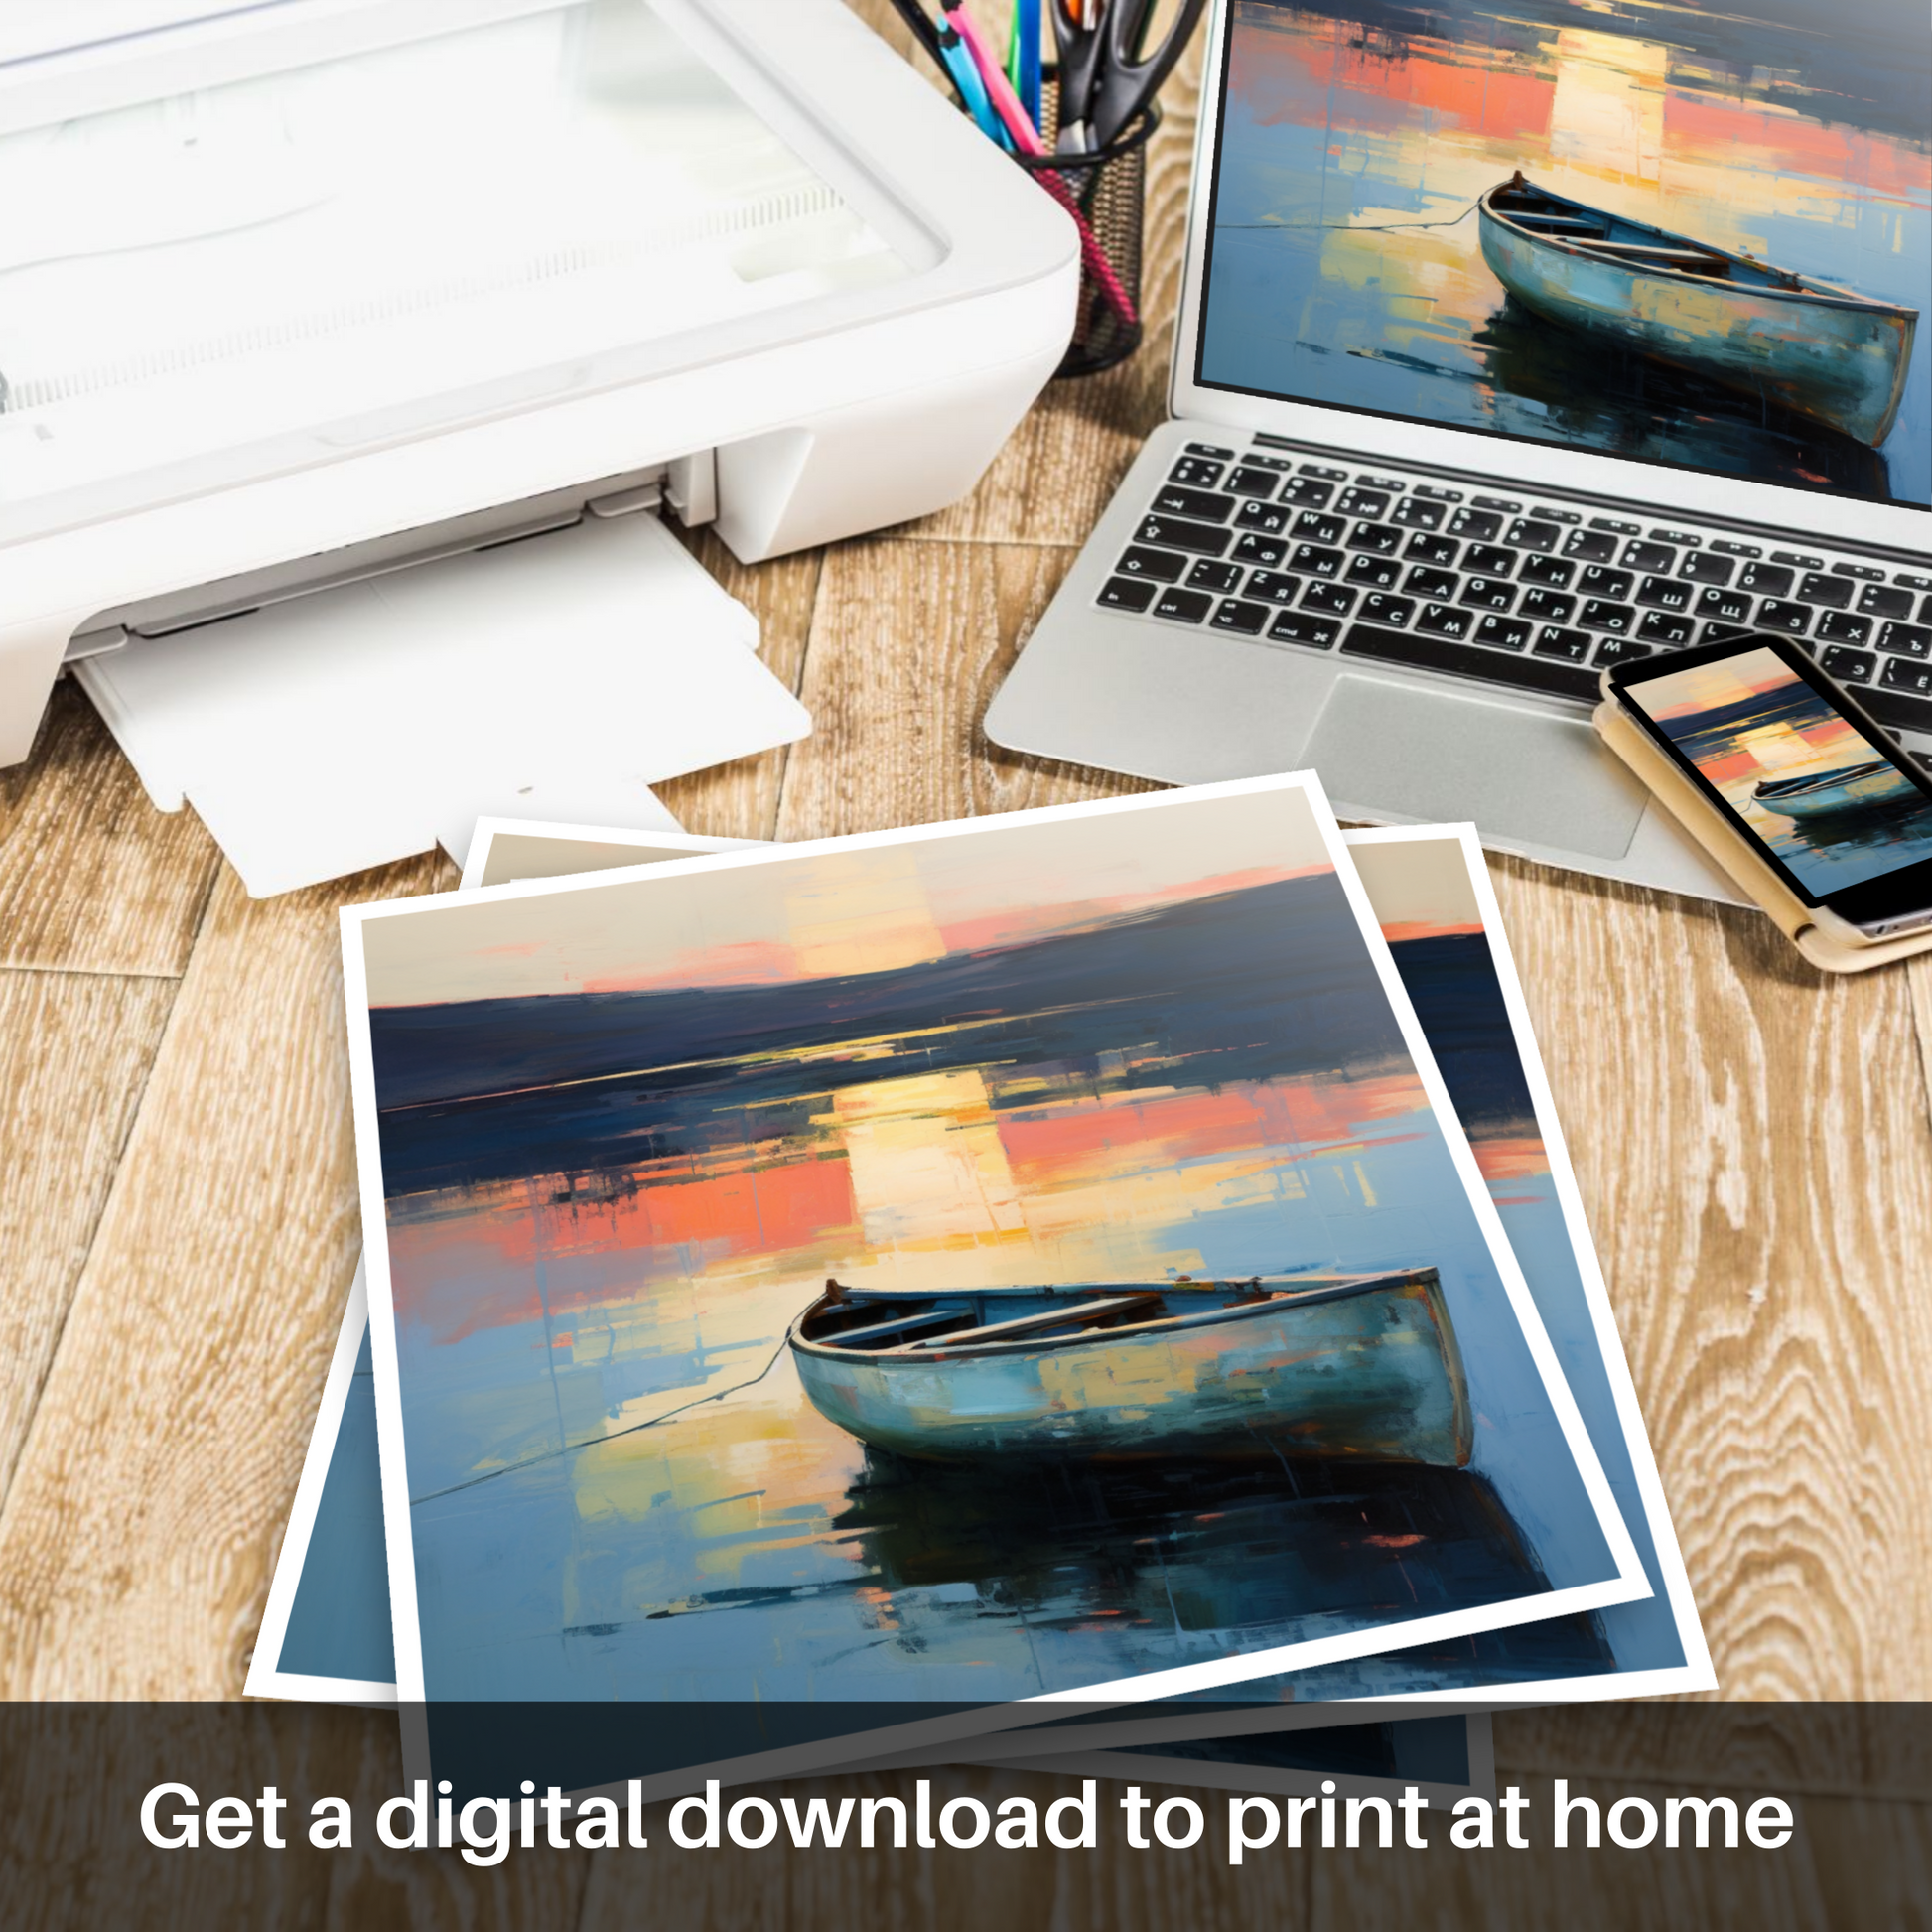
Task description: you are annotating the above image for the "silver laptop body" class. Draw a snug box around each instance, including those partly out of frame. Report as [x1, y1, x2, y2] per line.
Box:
[987, 0, 1931, 901]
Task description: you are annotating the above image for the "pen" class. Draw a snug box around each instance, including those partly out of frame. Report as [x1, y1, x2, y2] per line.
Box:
[935, 15, 1011, 146]
[942, 3, 1139, 330]
[1008, 0, 1042, 132]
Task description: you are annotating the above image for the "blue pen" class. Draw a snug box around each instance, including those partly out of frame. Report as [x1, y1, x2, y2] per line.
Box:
[936, 19, 1010, 148]
[1014, 0, 1042, 131]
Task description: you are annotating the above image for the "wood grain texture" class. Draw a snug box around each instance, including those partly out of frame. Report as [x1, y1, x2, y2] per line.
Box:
[0, 969, 178, 1507]
[0, 681, 219, 977]
[775, 538, 1157, 843]
[1481, 853, 1932, 1699]
[1315, 1768, 1928, 1932]
[0, 856, 445, 1698]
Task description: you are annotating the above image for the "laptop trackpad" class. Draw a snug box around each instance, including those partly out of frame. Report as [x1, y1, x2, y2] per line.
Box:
[1304, 675, 1648, 860]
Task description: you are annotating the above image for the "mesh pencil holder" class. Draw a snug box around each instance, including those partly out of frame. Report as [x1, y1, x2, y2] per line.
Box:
[1015, 85, 1160, 379]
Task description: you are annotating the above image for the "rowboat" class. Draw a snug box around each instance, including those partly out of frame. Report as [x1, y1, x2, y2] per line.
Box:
[1752, 759, 1920, 820]
[1477, 174, 1917, 447]
[787, 1271, 1471, 1468]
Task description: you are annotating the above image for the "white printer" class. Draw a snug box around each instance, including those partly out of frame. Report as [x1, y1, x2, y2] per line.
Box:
[0, 0, 1077, 890]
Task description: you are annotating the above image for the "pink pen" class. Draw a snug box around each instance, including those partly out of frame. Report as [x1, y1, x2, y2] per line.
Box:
[943, 1, 1141, 331]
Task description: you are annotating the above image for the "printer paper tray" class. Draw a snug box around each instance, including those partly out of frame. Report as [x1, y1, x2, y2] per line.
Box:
[75, 512, 808, 897]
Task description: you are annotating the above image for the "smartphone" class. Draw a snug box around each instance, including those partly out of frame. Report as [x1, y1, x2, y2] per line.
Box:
[1605, 632, 1932, 942]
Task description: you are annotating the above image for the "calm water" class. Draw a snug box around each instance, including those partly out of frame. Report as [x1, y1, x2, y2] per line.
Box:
[1660, 681, 1932, 894]
[1202, 0, 1931, 504]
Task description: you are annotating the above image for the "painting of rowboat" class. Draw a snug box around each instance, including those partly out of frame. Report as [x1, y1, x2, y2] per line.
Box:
[789, 1271, 1472, 1465]
[346, 779, 1635, 1761]
[1201, 0, 1931, 504]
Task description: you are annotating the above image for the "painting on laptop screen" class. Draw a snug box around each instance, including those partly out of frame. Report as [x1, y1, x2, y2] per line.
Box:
[1198, 0, 1930, 507]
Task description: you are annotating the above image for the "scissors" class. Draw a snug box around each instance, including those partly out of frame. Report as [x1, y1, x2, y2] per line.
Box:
[1050, 0, 1207, 152]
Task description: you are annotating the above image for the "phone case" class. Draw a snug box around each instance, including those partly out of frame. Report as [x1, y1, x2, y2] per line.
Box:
[1593, 697, 1932, 974]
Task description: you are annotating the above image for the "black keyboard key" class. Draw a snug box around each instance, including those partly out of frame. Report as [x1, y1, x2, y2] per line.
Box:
[1342, 621, 1599, 700]
[1563, 529, 1620, 563]
[1334, 486, 1390, 519]
[1738, 561, 1793, 597]
[1137, 514, 1231, 557]
[1302, 582, 1357, 617]
[1680, 553, 1734, 586]
[1151, 586, 1214, 622]
[1244, 570, 1302, 605]
[1519, 554, 1576, 589]
[1269, 611, 1341, 648]
[1816, 611, 1871, 646]
[1212, 599, 1271, 635]
[1923, 596, 1932, 624]
[1756, 599, 1811, 635]
[1405, 532, 1460, 568]
[1711, 539, 1761, 558]
[1821, 645, 1875, 683]
[1635, 575, 1693, 613]
[1881, 621, 1932, 659]
[1624, 540, 1676, 574]
[1169, 457, 1225, 487]
[1224, 465, 1282, 498]
[1292, 511, 1347, 544]
[1116, 545, 1189, 582]
[1696, 586, 1753, 624]
[1235, 500, 1292, 535]
[1359, 593, 1416, 627]
[1097, 576, 1156, 612]
[1460, 578, 1516, 612]
[1185, 441, 1235, 459]
[1298, 463, 1348, 480]
[1534, 626, 1592, 662]
[1864, 687, 1932, 737]
[1345, 554, 1402, 590]
[1290, 543, 1345, 578]
[1519, 588, 1576, 624]
[1531, 506, 1580, 525]
[1637, 610, 1695, 645]
[1233, 532, 1287, 568]
[1152, 484, 1237, 521]
[1244, 454, 1295, 472]
[1463, 542, 1516, 578]
[1860, 583, 1914, 620]
[1832, 561, 1885, 582]
[1405, 566, 1458, 601]
[1186, 559, 1246, 594]
[1417, 603, 1474, 639]
[1881, 656, 1932, 697]
[1505, 518, 1561, 552]
[1798, 572, 1851, 610]
[1448, 507, 1502, 541]
[1392, 497, 1445, 531]
[1903, 573, 1932, 592]
[1281, 477, 1336, 507]
[1594, 637, 1652, 667]
[1578, 566, 1634, 600]
[1472, 494, 1521, 513]
[1581, 599, 1636, 633]
[1475, 615, 1532, 651]
[1771, 549, 1822, 570]
[1347, 521, 1404, 555]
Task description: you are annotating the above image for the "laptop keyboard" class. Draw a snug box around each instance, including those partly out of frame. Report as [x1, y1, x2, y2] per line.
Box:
[1098, 441, 1932, 739]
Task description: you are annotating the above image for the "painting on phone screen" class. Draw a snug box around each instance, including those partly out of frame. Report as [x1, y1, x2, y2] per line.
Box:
[1631, 646, 1932, 894]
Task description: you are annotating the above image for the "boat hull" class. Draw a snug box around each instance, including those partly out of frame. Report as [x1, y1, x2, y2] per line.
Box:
[1478, 204, 1914, 447]
[1755, 763, 1920, 820]
[788, 1273, 1472, 1468]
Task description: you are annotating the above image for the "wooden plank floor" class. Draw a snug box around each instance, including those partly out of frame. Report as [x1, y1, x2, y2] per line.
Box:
[0, 7, 1925, 1923]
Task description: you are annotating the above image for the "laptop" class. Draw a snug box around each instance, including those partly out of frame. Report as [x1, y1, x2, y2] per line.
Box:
[986, 0, 1930, 899]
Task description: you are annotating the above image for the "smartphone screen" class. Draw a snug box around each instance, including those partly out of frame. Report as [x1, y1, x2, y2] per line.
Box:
[1610, 635, 1932, 930]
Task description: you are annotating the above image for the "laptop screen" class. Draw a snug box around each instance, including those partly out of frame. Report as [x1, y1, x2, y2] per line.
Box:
[1194, 0, 1930, 510]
